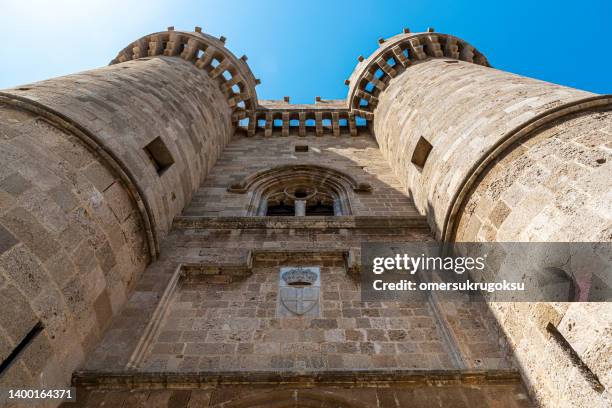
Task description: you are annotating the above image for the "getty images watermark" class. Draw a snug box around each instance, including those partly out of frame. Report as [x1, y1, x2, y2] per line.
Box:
[360, 242, 611, 302]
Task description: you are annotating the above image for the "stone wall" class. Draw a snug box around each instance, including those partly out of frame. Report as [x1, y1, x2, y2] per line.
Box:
[78, 132, 514, 383]
[0, 53, 234, 392]
[373, 58, 595, 238]
[0, 104, 149, 391]
[454, 108, 611, 243]
[184, 134, 417, 217]
[3, 56, 233, 245]
[140, 258, 459, 373]
[454, 108, 612, 406]
[371, 56, 611, 407]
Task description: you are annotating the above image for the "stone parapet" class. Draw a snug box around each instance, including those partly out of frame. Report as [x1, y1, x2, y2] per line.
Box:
[346, 30, 489, 120]
[111, 27, 259, 124]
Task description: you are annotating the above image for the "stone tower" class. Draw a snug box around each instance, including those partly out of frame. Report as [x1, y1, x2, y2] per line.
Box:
[0, 26, 609, 407]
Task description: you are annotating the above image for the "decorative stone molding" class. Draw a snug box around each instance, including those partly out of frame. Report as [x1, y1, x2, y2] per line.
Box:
[443, 95, 612, 242]
[227, 164, 371, 194]
[172, 215, 429, 230]
[346, 31, 489, 120]
[72, 369, 523, 388]
[281, 267, 319, 285]
[111, 27, 259, 124]
[111, 28, 488, 134]
[0, 92, 159, 259]
[225, 164, 372, 216]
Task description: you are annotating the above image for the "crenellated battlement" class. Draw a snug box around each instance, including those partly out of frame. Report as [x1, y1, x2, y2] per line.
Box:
[111, 26, 260, 123]
[110, 26, 489, 136]
[248, 99, 362, 137]
[345, 29, 489, 120]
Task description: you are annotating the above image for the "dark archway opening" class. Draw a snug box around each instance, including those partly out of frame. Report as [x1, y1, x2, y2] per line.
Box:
[305, 202, 335, 216]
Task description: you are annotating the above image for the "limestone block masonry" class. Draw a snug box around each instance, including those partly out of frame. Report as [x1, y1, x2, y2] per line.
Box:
[0, 28, 244, 394]
[0, 25, 609, 408]
[370, 32, 611, 408]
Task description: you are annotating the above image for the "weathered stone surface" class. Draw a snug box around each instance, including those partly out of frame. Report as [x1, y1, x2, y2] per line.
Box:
[0, 26, 609, 408]
[372, 53, 610, 407]
[62, 373, 532, 408]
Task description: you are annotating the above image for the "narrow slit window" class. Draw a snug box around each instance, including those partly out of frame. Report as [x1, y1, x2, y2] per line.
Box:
[546, 323, 604, 392]
[411, 136, 433, 169]
[0, 321, 43, 376]
[144, 136, 174, 176]
[295, 145, 308, 152]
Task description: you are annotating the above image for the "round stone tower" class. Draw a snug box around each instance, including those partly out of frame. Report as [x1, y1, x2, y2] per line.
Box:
[0, 24, 609, 408]
[0, 27, 257, 390]
[349, 29, 611, 407]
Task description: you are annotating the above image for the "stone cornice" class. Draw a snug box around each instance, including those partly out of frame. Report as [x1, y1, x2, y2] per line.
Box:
[72, 369, 522, 388]
[172, 215, 429, 230]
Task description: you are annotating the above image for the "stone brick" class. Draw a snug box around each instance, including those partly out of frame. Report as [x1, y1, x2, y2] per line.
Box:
[0, 244, 47, 299]
[48, 184, 79, 213]
[0, 224, 18, 255]
[0, 172, 31, 196]
[1, 207, 60, 262]
[0, 25, 607, 408]
[0, 284, 39, 343]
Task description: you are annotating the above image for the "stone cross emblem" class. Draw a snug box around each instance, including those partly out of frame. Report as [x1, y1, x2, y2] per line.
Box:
[277, 267, 321, 317]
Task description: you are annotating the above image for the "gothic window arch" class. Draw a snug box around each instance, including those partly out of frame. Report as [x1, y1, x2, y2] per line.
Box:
[227, 164, 372, 216]
[263, 183, 340, 216]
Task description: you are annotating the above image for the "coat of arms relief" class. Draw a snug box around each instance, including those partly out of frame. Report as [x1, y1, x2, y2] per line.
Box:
[276, 267, 321, 317]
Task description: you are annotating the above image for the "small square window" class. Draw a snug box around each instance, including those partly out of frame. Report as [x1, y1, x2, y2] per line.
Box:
[144, 137, 174, 176]
[295, 145, 309, 152]
[411, 136, 433, 169]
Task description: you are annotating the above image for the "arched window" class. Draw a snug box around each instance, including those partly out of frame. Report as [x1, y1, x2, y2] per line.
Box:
[262, 184, 338, 216]
[227, 165, 372, 217]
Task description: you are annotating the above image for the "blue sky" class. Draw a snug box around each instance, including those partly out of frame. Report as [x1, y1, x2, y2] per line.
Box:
[1, 0, 610, 103]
